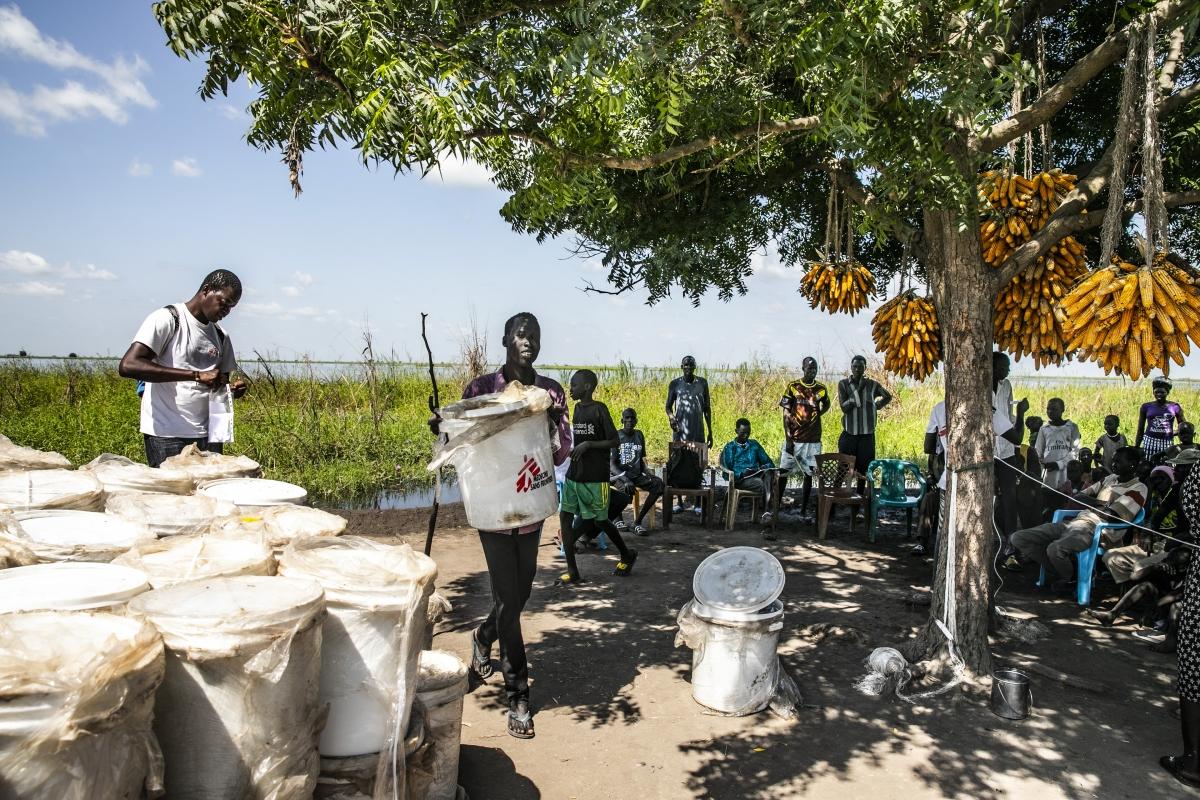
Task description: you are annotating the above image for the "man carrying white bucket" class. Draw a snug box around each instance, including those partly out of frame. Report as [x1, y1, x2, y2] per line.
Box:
[434, 312, 570, 740]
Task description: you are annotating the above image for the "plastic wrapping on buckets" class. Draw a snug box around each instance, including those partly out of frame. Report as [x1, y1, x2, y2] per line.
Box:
[0, 470, 104, 512]
[14, 510, 155, 562]
[0, 612, 165, 800]
[0, 433, 72, 471]
[80, 454, 193, 497]
[692, 546, 785, 613]
[0, 562, 150, 612]
[113, 534, 274, 589]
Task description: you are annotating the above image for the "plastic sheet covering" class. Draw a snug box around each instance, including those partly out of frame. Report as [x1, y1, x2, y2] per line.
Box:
[0, 433, 71, 471]
[0, 469, 104, 512]
[159, 443, 262, 486]
[80, 454, 193, 497]
[113, 533, 274, 589]
[0, 611, 166, 800]
[427, 382, 552, 471]
[675, 600, 801, 719]
[0, 508, 38, 569]
[278, 537, 437, 762]
[14, 509, 155, 563]
[106, 492, 238, 538]
[214, 504, 348, 551]
[411, 650, 468, 800]
[129, 576, 326, 799]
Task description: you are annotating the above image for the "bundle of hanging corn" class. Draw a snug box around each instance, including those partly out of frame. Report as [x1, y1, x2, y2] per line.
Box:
[980, 169, 1089, 366]
[800, 259, 875, 315]
[870, 290, 942, 380]
[1060, 254, 1200, 379]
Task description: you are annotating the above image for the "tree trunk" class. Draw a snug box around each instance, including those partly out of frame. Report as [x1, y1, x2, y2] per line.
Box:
[904, 208, 996, 682]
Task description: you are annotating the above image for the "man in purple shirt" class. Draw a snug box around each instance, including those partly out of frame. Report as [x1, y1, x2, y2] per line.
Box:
[455, 312, 568, 740]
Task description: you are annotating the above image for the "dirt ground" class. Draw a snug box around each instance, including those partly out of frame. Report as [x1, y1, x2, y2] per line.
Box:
[336, 501, 1189, 800]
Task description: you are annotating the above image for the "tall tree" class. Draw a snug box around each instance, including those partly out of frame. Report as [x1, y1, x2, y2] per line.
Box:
[156, 0, 1200, 679]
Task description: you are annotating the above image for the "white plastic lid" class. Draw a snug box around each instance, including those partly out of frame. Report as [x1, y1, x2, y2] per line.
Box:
[130, 576, 325, 653]
[198, 478, 308, 506]
[0, 470, 102, 510]
[16, 510, 150, 552]
[0, 562, 150, 612]
[278, 536, 436, 608]
[692, 546, 785, 613]
[417, 649, 469, 694]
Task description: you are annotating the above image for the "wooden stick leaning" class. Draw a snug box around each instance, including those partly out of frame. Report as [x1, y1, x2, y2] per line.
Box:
[422, 313, 443, 557]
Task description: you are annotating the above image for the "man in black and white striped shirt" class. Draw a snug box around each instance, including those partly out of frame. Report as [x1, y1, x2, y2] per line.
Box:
[837, 355, 892, 495]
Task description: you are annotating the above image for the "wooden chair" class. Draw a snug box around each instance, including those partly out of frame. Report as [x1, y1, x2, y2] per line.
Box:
[721, 467, 782, 531]
[662, 442, 716, 529]
[631, 482, 657, 529]
[815, 453, 868, 539]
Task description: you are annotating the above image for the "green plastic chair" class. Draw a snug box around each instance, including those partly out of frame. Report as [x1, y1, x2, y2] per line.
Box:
[864, 459, 926, 542]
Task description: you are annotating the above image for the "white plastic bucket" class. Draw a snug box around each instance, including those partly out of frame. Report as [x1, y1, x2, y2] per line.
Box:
[688, 599, 784, 715]
[212, 505, 348, 553]
[113, 534, 274, 589]
[129, 576, 326, 799]
[14, 509, 154, 563]
[0, 562, 150, 612]
[433, 392, 558, 530]
[415, 650, 468, 800]
[0, 469, 104, 512]
[278, 536, 437, 757]
[0, 612, 165, 800]
[198, 477, 308, 509]
[106, 492, 238, 537]
[0, 434, 71, 471]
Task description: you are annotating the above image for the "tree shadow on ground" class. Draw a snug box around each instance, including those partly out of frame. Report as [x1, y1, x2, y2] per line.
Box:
[457, 744, 540, 800]
[424, 500, 1184, 799]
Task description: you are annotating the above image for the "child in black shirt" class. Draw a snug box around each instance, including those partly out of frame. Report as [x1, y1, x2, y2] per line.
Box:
[609, 408, 665, 535]
[558, 370, 638, 584]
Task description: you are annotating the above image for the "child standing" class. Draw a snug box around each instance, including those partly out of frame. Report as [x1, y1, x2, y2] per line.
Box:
[1094, 414, 1128, 472]
[1035, 398, 1081, 491]
[558, 370, 637, 584]
[1137, 376, 1186, 462]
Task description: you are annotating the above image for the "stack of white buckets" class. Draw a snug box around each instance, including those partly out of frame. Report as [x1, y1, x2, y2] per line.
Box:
[679, 546, 787, 715]
[0, 445, 472, 800]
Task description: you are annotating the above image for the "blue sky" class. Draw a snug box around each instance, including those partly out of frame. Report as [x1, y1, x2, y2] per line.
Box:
[0, 2, 1195, 381]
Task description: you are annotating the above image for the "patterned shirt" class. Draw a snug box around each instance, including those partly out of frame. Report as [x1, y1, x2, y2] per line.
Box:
[1143, 401, 1184, 440]
[1076, 473, 1147, 529]
[781, 380, 828, 443]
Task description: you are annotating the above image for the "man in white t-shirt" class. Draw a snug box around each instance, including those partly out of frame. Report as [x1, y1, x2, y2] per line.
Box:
[991, 352, 1027, 562]
[118, 270, 247, 466]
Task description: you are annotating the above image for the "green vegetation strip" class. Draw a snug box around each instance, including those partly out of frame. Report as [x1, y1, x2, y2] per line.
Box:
[2, 360, 1194, 504]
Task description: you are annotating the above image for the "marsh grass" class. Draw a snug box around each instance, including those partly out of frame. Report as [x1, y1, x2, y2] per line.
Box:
[2, 357, 1195, 502]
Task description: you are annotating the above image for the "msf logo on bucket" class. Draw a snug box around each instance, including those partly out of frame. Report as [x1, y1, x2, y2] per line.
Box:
[515, 455, 553, 493]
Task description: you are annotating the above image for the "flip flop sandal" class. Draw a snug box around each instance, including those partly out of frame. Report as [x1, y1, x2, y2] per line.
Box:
[507, 708, 535, 739]
[1160, 755, 1200, 788]
[633, 525, 649, 537]
[613, 549, 638, 577]
[469, 630, 493, 680]
[556, 572, 586, 587]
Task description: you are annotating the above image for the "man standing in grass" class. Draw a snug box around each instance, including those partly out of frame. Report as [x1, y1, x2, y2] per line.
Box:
[837, 355, 892, 496]
[118, 269, 248, 467]
[779, 356, 830, 520]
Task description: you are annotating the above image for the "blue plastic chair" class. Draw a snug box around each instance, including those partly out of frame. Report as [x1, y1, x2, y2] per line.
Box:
[1035, 507, 1147, 606]
[864, 459, 926, 543]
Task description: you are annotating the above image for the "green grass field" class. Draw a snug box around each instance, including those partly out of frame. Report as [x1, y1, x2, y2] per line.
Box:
[2, 358, 1196, 503]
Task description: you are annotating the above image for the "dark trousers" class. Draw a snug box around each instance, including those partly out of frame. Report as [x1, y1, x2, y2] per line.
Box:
[994, 456, 1021, 554]
[477, 527, 541, 705]
[143, 434, 223, 468]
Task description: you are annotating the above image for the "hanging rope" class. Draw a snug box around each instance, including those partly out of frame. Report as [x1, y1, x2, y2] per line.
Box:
[1037, 19, 1052, 171]
[824, 178, 837, 261]
[1007, 82, 1021, 167]
[844, 196, 855, 264]
[1098, 22, 1143, 270]
[1141, 15, 1168, 258]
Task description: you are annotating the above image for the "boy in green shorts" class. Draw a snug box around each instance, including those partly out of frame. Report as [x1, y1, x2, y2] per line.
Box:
[558, 369, 638, 584]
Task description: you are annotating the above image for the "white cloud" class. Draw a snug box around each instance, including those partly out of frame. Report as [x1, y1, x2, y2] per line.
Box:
[128, 158, 151, 177]
[429, 155, 495, 188]
[750, 248, 795, 280]
[0, 249, 117, 281]
[281, 270, 314, 296]
[60, 263, 116, 280]
[170, 157, 202, 177]
[0, 249, 50, 274]
[0, 6, 154, 136]
[244, 300, 336, 322]
[0, 280, 64, 296]
[217, 104, 245, 120]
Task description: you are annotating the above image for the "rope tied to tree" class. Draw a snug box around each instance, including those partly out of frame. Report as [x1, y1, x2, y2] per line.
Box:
[1098, 20, 1144, 270]
[1141, 14, 1169, 257]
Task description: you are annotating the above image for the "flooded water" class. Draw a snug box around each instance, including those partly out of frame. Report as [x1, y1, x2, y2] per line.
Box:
[323, 480, 461, 511]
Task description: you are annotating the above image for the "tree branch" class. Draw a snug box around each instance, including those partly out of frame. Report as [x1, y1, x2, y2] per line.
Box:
[976, 0, 1189, 152]
[993, 191, 1200, 286]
